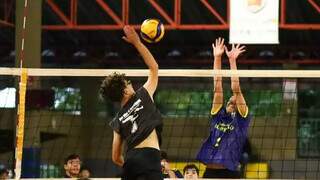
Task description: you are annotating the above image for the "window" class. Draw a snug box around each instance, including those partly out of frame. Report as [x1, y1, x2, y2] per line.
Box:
[53, 87, 81, 115]
[298, 89, 320, 157]
[0, 88, 16, 108]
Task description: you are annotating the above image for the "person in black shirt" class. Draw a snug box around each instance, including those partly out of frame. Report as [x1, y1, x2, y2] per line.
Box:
[100, 25, 163, 180]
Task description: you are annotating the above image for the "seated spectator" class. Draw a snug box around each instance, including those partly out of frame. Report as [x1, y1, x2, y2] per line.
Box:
[183, 164, 199, 180]
[64, 154, 81, 178]
[0, 168, 9, 180]
[160, 151, 183, 178]
[79, 166, 91, 179]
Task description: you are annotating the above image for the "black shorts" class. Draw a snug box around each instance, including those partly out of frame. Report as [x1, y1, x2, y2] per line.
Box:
[122, 147, 163, 180]
[203, 168, 240, 179]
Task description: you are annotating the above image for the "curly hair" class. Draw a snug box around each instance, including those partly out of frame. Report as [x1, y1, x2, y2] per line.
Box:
[100, 72, 127, 102]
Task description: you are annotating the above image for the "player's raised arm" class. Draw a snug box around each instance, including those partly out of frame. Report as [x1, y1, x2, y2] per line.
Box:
[122, 25, 159, 98]
[211, 37, 225, 115]
[225, 44, 248, 117]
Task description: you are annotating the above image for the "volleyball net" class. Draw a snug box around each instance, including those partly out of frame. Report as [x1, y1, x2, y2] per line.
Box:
[0, 68, 319, 179]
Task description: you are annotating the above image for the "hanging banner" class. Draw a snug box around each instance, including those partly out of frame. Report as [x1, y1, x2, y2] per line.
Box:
[230, 0, 279, 44]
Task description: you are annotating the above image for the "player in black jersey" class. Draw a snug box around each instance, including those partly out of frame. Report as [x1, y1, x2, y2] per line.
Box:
[100, 25, 163, 180]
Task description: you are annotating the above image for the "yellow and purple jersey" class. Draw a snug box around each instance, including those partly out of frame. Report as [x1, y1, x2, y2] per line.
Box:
[196, 106, 250, 171]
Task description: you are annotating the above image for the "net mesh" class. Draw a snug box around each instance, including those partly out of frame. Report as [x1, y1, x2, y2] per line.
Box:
[0, 69, 319, 179]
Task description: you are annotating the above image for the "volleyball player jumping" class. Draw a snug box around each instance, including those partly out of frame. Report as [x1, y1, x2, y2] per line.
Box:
[196, 38, 250, 178]
[100, 25, 163, 180]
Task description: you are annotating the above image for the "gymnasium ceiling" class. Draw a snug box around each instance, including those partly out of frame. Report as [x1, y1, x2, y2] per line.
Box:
[0, 0, 319, 66]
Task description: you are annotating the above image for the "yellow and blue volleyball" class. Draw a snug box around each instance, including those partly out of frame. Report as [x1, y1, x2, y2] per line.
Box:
[140, 19, 165, 43]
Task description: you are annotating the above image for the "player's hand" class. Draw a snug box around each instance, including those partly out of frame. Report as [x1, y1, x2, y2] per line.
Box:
[122, 25, 141, 45]
[225, 44, 246, 61]
[212, 37, 225, 57]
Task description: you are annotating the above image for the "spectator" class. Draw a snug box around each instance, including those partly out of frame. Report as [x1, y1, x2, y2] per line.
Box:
[160, 151, 183, 178]
[0, 168, 9, 180]
[64, 154, 81, 178]
[79, 166, 91, 179]
[183, 164, 199, 180]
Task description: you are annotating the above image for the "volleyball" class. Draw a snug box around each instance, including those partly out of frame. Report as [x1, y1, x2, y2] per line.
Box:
[140, 19, 165, 43]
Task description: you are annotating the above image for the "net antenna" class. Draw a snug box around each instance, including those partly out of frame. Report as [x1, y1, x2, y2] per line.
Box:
[15, 0, 29, 179]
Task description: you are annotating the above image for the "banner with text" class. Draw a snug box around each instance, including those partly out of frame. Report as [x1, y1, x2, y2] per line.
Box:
[230, 0, 279, 44]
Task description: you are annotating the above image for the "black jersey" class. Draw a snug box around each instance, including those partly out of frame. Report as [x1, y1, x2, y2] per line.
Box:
[110, 87, 163, 150]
